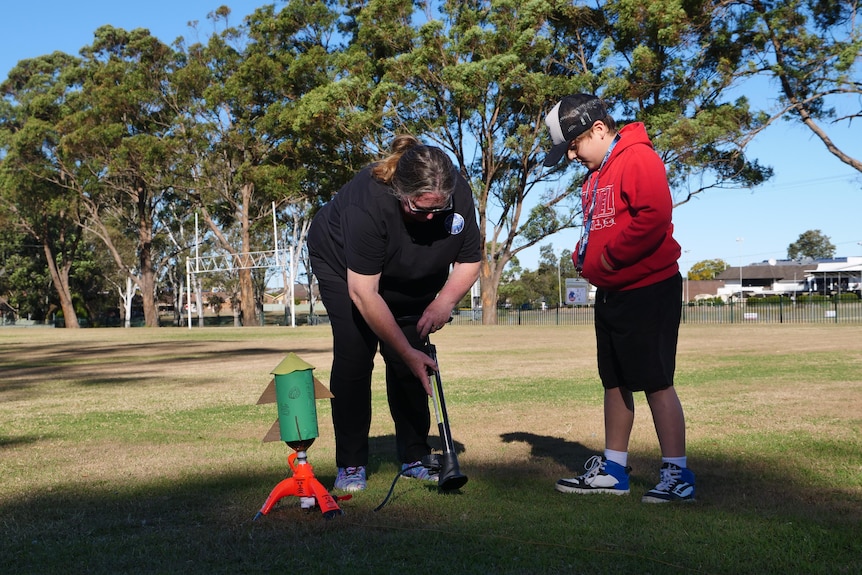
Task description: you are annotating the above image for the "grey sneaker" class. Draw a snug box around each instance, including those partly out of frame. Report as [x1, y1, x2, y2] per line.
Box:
[334, 466, 367, 492]
[641, 462, 695, 503]
[556, 455, 631, 495]
[401, 460, 438, 482]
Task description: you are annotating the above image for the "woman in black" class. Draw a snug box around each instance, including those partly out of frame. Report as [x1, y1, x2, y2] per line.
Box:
[307, 134, 481, 492]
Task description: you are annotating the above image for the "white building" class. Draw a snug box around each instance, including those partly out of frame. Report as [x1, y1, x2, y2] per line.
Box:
[715, 257, 862, 300]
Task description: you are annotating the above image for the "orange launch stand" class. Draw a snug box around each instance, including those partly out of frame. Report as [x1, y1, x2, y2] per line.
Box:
[254, 450, 348, 520]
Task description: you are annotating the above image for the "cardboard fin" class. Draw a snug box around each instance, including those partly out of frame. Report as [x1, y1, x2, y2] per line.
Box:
[314, 377, 334, 399]
[257, 378, 276, 404]
[257, 377, 332, 403]
[262, 419, 281, 443]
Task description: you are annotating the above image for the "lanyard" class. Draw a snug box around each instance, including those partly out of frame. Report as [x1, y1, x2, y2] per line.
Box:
[576, 134, 620, 271]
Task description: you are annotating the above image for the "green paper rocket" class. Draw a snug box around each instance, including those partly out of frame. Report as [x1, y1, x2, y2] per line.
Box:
[257, 353, 334, 443]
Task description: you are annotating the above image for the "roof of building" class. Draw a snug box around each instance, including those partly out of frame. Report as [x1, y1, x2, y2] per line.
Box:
[715, 257, 862, 281]
[716, 263, 809, 281]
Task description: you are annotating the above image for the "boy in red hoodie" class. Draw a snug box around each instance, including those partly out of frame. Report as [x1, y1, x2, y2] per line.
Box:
[543, 94, 695, 503]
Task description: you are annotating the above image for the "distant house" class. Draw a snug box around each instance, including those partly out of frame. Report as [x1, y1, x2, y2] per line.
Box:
[802, 257, 862, 296]
[176, 284, 325, 315]
[684, 279, 726, 302]
[266, 284, 320, 306]
[714, 257, 862, 300]
[264, 283, 326, 316]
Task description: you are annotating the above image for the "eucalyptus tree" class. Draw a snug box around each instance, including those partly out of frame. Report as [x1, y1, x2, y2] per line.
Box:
[256, 0, 378, 323]
[495, 255, 529, 307]
[787, 229, 836, 260]
[177, 5, 324, 326]
[274, 0, 411, 323]
[373, 0, 601, 321]
[722, 0, 861, 174]
[688, 258, 729, 280]
[174, 10, 275, 326]
[61, 26, 189, 327]
[592, 0, 774, 205]
[533, 243, 573, 307]
[68, 234, 117, 324]
[0, 52, 87, 327]
[0, 228, 55, 323]
[176, 3, 376, 326]
[375, 0, 783, 321]
[90, 215, 142, 326]
[596, 0, 861, 197]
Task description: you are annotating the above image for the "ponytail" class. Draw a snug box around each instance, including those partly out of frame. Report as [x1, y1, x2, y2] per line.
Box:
[371, 134, 421, 184]
[372, 135, 457, 202]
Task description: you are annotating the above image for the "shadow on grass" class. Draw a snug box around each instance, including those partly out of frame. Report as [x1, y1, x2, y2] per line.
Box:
[499, 430, 862, 521]
[3, 457, 859, 575]
[2, 432, 860, 575]
[501, 431, 600, 470]
[0, 434, 47, 449]
[1, 438, 473, 575]
[0, 339, 326, 396]
[368, 433, 467, 460]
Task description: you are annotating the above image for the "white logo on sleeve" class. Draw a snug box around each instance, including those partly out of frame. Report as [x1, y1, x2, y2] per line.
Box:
[446, 213, 465, 235]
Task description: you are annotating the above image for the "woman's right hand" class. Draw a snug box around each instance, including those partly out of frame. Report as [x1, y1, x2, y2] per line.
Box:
[405, 347, 437, 396]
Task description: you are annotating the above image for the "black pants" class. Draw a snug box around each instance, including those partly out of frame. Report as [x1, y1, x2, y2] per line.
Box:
[310, 256, 431, 468]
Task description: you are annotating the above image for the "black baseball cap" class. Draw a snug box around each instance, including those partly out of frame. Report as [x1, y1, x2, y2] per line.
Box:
[543, 94, 608, 167]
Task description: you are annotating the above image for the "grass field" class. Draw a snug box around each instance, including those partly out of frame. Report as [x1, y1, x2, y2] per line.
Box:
[1, 324, 860, 574]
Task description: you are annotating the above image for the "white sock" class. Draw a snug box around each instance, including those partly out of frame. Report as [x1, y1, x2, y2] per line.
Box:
[604, 449, 628, 467]
[662, 456, 687, 469]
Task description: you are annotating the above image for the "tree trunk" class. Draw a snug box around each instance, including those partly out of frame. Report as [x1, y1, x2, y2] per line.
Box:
[239, 267, 256, 326]
[239, 182, 258, 327]
[232, 293, 242, 327]
[121, 276, 134, 328]
[173, 275, 183, 326]
[42, 241, 79, 329]
[479, 259, 498, 325]
[138, 269, 158, 327]
[137, 193, 160, 328]
[196, 279, 205, 327]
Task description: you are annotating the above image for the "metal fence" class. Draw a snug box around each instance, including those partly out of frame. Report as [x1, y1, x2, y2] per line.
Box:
[9, 300, 859, 328]
[451, 299, 862, 326]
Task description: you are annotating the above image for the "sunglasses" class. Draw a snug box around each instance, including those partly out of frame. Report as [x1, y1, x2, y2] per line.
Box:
[404, 195, 454, 214]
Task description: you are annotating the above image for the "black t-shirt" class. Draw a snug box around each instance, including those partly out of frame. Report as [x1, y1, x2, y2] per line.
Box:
[308, 164, 481, 314]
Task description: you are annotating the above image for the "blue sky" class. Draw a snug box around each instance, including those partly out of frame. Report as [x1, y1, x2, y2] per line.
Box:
[3, 1, 860, 274]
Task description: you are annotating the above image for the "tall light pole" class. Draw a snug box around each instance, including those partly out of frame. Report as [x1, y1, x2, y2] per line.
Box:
[855, 242, 862, 296]
[683, 250, 690, 303]
[557, 252, 563, 308]
[736, 237, 744, 300]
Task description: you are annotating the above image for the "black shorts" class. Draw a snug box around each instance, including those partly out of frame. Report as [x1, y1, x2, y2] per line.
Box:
[594, 273, 682, 393]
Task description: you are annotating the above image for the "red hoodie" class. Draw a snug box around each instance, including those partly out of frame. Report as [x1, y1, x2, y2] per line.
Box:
[574, 122, 681, 291]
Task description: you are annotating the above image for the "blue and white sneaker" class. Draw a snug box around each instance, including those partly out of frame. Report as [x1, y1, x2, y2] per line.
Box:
[641, 462, 696, 503]
[555, 455, 630, 495]
[334, 466, 367, 492]
[401, 460, 438, 482]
